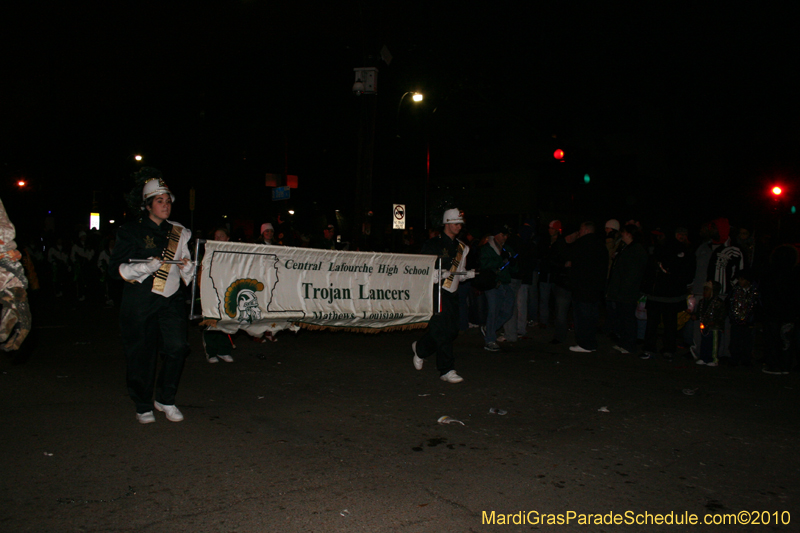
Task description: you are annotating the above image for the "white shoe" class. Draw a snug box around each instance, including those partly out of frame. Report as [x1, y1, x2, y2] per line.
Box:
[569, 345, 596, 353]
[207, 356, 219, 363]
[696, 359, 706, 365]
[154, 401, 184, 422]
[496, 335, 506, 343]
[612, 345, 630, 354]
[412, 341, 424, 370]
[218, 355, 234, 363]
[136, 411, 155, 424]
[440, 370, 463, 383]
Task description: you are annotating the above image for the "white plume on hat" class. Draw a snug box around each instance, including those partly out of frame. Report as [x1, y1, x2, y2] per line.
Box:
[142, 178, 175, 202]
[442, 208, 464, 224]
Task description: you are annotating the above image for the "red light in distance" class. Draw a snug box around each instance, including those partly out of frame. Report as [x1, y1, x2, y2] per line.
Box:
[553, 149, 564, 160]
[772, 186, 783, 196]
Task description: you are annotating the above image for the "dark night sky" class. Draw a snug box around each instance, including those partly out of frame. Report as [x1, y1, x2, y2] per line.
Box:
[3, 2, 799, 236]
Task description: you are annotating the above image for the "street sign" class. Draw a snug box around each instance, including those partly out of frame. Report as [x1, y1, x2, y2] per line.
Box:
[272, 186, 290, 201]
[393, 204, 405, 229]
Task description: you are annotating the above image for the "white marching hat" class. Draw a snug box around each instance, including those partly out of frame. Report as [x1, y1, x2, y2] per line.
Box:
[142, 178, 175, 202]
[443, 208, 464, 224]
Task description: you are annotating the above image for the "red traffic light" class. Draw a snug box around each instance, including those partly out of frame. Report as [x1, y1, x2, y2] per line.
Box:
[553, 149, 564, 160]
[772, 186, 783, 196]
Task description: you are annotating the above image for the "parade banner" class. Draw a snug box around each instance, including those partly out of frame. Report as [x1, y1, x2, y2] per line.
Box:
[199, 242, 436, 335]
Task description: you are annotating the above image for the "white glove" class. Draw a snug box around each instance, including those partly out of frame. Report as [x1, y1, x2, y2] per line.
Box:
[433, 269, 451, 284]
[464, 269, 476, 280]
[179, 259, 195, 272]
[118, 257, 163, 283]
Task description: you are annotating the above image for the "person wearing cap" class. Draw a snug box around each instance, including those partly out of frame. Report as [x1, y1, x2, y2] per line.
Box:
[109, 170, 195, 424]
[412, 208, 475, 383]
[480, 223, 517, 351]
[312, 224, 337, 250]
[258, 223, 278, 245]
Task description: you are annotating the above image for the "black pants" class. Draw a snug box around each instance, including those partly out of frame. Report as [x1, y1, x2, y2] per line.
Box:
[120, 288, 189, 413]
[416, 290, 459, 375]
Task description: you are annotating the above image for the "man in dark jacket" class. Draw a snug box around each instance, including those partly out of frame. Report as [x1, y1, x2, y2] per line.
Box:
[606, 225, 649, 354]
[642, 231, 695, 359]
[566, 221, 608, 352]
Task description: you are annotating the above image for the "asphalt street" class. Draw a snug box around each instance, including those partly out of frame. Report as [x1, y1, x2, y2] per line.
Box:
[1, 293, 798, 532]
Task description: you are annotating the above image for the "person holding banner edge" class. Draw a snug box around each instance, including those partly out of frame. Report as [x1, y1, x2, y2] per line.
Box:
[109, 170, 195, 424]
[412, 208, 476, 383]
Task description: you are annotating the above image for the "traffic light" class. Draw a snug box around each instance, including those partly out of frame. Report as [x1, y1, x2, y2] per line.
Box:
[772, 186, 782, 196]
[553, 149, 564, 161]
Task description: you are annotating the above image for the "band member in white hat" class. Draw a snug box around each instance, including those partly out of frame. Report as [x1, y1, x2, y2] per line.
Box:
[412, 208, 475, 383]
[109, 169, 194, 424]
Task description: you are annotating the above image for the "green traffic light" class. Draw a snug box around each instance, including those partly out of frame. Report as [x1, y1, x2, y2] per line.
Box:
[792, 206, 797, 214]
[583, 174, 591, 184]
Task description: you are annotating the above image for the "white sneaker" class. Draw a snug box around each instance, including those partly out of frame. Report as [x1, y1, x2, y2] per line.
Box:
[136, 411, 155, 424]
[440, 370, 463, 383]
[612, 345, 630, 354]
[706, 361, 718, 367]
[207, 356, 219, 364]
[218, 355, 234, 363]
[412, 341, 424, 370]
[496, 335, 506, 343]
[154, 401, 184, 422]
[569, 345, 596, 353]
[696, 359, 706, 365]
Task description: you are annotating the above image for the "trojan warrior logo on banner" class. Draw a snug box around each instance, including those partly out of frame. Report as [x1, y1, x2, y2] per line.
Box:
[224, 279, 265, 324]
[200, 242, 436, 335]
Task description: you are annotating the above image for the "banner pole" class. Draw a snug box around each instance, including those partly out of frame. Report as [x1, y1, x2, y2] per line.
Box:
[188, 239, 205, 320]
[437, 257, 442, 314]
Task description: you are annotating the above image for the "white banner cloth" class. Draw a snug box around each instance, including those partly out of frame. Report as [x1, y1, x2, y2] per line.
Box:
[200, 242, 436, 335]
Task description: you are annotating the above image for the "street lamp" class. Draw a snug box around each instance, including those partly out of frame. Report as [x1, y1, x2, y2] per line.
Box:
[397, 91, 424, 136]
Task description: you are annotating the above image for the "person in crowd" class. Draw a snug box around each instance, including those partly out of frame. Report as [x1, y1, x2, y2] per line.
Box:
[606, 224, 649, 355]
[109, 170, 194, 424]
[480, 223, 517, 352]
[565, 221, 608, 353]
[689, 222, 720, 360]
[70, 231, 94, 302]
[96, 237, 118, 307]
[202, 227, 235, 363]
[706, 218, 744, 361]
[604, 219, 623, 277]
[726, 269, 758, 367]
[641, 227, 695, 360]
[693, 281, 725, 367]
[312, 224, 337, 250]
[258, 223, 278, 245]
[48, 237, 70, 298]
[504, 222, 536, 344]
[412, 208, 475, 383]
[759, 245, 799, 375]
[538, 220, 567, 337]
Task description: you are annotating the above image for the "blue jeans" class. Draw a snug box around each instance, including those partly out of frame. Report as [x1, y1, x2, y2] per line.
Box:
[485, 283, 515, 344]
[553, 284, 571, 343]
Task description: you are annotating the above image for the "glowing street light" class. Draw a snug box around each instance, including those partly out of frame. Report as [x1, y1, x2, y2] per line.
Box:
[412, 92, 423, 102]
[134, 154, 143, 161]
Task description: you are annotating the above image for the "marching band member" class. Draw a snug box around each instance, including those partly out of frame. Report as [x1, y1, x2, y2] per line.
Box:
[412, 208, 475, 383]
[109, 170, 194, 424]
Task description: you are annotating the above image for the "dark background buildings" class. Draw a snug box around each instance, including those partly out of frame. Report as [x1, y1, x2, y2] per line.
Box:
[3, 2, 799, 240]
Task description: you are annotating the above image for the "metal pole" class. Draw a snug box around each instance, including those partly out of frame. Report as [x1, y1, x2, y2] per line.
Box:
[188, 238, 205, 320]
[437, 257, 442, 314]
